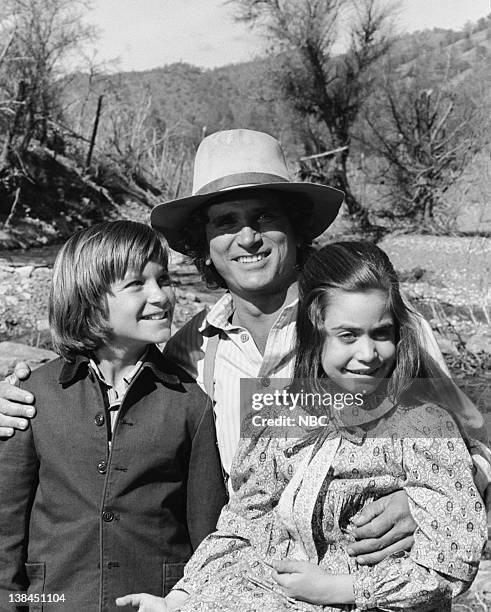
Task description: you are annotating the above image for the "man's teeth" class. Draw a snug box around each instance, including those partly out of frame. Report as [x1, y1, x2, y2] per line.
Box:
[236, 254, 267, 263]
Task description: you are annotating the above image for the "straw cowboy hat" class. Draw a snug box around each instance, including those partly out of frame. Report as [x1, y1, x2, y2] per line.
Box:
[150, 129, 344, 253]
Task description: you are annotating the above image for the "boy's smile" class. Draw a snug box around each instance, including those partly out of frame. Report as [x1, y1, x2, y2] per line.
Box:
[105, 261, 175, 352]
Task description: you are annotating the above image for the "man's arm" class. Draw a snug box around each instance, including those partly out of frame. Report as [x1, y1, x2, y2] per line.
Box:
[0, 363, 35, 437]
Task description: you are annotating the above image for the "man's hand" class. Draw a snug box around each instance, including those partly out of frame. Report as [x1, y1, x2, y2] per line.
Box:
[0, 361, 35, 437]
[272, 559, 353, 605]
[115, 593, 168, 611]
[346, 490, 416, 565]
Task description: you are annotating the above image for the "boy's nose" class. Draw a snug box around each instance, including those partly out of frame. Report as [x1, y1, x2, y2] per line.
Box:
[148, 283, 174, 306]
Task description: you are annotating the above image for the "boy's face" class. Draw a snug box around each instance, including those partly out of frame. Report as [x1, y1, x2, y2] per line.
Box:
[105, 261, 175, 353]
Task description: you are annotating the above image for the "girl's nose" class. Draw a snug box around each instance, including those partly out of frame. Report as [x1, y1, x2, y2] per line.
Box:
[356, 337, 377, 362]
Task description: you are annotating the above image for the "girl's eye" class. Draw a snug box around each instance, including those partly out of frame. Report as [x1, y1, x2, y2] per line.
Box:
[338, 332, 357, 344]
[373, 328, 395, 341]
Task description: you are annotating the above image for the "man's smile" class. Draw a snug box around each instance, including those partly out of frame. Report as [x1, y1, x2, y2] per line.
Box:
[233, 251, 270, 264]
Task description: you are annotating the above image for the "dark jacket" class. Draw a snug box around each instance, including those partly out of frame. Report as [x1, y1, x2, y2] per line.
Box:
[0, 345, 227, 612]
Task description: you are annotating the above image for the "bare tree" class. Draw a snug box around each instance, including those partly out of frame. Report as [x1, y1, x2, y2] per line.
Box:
[363, 56, 482, 231]
[231, 0, 397, 229]
[0, 0, 94, 161]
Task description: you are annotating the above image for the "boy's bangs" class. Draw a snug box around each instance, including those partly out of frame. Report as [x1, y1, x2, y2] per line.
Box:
[101, 226, 169, 285]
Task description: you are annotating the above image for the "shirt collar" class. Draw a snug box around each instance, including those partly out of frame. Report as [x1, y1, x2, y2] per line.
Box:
[200, 292, 299, 334]
[58, 344, 181, 387]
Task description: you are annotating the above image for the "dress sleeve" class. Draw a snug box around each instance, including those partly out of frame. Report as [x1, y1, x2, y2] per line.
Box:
[174, 415, 296, 596]
[352, 403, 487, 611]
[0, 420, 39, 603]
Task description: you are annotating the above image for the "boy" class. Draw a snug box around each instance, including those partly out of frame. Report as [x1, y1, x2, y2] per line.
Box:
[0, 221, 227, 611]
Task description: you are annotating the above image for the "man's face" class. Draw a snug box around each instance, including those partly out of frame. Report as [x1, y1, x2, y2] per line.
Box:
[205, 193, 297, 298]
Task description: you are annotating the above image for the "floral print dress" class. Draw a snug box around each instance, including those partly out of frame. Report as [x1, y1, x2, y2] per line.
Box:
[174, 402, 487, 611]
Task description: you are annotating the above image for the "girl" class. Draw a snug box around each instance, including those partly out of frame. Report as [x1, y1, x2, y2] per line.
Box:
[0, 221, 227, 611]
[119, 241, 486, 612]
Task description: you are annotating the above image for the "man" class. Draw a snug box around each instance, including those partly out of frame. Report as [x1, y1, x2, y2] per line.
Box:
[1, 129, 488, 566]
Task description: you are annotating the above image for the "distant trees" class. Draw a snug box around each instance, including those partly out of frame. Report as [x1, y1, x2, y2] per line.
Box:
[0, 0, 94, 165]
[231, 0, 398, 229]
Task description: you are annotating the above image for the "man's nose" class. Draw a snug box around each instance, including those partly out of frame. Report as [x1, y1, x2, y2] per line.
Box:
[237, 225, 261, 248]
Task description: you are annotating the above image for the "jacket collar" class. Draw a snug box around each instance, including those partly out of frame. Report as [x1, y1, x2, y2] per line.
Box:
[58, 344, 181, 387]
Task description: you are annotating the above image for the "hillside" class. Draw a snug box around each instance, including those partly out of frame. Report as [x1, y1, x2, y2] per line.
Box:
[1, 16, 490, 247]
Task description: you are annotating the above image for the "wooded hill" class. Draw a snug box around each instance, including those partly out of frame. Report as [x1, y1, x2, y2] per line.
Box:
[1, 12, 490, 248]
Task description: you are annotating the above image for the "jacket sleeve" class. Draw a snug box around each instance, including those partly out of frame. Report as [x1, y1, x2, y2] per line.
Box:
[352, 403, 488, 610]
[175, 414, 296, 596]
[186, 394, 228, 551]
[0, 421, 39, 603]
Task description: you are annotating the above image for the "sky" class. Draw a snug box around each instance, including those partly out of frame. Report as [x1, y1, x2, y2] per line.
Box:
[86, 0, 491, 72]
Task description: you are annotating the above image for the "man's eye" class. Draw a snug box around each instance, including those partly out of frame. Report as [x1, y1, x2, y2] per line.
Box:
[158, 274, 172, 287]
[257, 213, 276, 223]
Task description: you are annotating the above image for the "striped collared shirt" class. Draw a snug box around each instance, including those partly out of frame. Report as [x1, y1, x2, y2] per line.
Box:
[164, 293, 298, 475]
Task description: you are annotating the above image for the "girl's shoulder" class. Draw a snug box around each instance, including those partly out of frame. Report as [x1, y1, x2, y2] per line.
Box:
[392, 401, 462, 439]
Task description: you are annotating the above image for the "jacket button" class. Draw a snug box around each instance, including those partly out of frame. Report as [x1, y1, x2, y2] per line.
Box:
[260, 377, 270, 388]
[102, 510, 114, 522]
[94, 413, 105, 426]
[97, 460, 107, 474]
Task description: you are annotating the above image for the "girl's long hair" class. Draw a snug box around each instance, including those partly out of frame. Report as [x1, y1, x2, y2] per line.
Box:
[295, 241, 450, 404]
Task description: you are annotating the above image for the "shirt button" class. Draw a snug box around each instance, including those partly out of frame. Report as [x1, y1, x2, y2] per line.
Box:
[260, 377, 270, 388]
[94, 413, 105, 426]
[102, 510, 114, 522]
[97, 460, 107, 474]
[240, 333, 249, 342]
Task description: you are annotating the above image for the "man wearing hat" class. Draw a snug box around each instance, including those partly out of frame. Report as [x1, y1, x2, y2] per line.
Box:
[1, 129, 489, 564]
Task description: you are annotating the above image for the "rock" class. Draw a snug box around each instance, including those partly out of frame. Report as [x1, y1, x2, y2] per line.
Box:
[466, 328, 491, 354]
[434, 333, 459, 355]
[15, 265, 35, 278]
[0, 342, 57, 378]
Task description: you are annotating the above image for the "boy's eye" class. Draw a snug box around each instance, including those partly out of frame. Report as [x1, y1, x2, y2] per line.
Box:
[123, 279, 143, 289]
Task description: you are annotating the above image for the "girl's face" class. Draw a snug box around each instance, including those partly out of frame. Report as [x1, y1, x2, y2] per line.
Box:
[105, 261, 175, 354]
[320, 289, 396, 395]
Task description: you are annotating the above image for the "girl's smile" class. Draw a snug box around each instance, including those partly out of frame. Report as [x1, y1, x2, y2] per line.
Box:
[321, 289, 396, 394]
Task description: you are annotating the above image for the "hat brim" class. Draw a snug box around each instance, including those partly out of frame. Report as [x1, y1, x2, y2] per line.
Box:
[150, 182, 344, 254]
